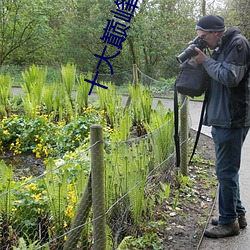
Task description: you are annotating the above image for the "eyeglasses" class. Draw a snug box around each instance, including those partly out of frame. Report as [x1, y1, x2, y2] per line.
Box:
[199, 32, 214, 40]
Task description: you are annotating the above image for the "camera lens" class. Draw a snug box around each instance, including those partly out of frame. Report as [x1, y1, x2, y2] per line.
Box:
[176, 44, 198, 63]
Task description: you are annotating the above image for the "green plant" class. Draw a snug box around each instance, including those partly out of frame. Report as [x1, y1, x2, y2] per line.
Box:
[105, 136, 153, 233]
[129, 84, 153, 127]
[21, 65, 47, 118]
[43, 84, 56, 114]
[52, 81, 75, 122]
[41, 156, 92, 248]
[97, 82, 122, 128]
[76, 73, 92, 112]
[12, 176, 49, 241]
[172, 190, 180, 210]
[13, 233, 49, 250]
[60, 63, 76, 101]
[0, 115, 57, 157]
[157, 182, 171, 204]
[13, 238, 38, 250]
[145, 100, 174, 163]
[0, 73, 12, 117]
[0, 161, 15, 222]
[117, 233, 163, 250]
[0, 107, 104, 158]
[178, 173, 191, 189]
[43, 159, 69, 224]
[109, 109, 132, 141]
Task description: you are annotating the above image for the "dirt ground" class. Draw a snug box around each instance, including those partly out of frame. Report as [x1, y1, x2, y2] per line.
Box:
[158, 130, 217, 250]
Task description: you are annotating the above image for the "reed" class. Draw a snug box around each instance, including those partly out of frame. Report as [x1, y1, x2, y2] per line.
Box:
[21, 65, 47, 118]
[0, 73, 12, 116]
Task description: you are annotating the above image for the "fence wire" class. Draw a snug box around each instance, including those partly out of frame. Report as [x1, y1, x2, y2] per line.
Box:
[0, 66, 192, 249]
[0, 119, 181, 249]
[137, 67, 175, 96]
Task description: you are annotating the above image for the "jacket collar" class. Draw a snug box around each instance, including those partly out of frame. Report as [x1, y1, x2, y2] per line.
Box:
[212, 26, 241, 58]
[221, 26, 241, 46]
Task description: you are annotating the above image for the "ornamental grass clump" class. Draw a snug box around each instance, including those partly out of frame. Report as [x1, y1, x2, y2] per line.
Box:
[97, 81, 122, 128]
[21, 65, 47, 118]
[105, 136, 153, 243]
[76, 73, 92, 112]
[60, 63, 76, 104]
[129, 84, 153, 135]
[0, 73, 12, 117]
[145, 100, 175, 164]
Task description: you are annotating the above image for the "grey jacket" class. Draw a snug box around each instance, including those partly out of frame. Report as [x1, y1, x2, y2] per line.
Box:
[203, 26, 250, 128]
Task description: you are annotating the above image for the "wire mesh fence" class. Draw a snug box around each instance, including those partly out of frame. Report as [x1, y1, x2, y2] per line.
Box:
[0, 117, 190, 249]
[0, 64, 191, 249]
[138, 67, 175, 96]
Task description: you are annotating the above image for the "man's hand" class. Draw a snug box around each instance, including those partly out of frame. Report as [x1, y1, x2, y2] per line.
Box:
[192, 47, 207, 64]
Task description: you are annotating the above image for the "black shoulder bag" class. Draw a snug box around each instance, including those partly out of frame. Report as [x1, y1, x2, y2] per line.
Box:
[175, 58, 208, 97]
[174, 58, 210, 168]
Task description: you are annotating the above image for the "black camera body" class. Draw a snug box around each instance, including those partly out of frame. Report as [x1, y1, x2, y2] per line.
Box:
[176, 36, 208, 63]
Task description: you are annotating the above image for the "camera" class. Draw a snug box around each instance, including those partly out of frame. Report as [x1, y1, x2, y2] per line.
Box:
[176, 36, 208, 63]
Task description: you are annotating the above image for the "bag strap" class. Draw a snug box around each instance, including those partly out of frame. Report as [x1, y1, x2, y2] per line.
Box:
[188, 91, 208, 164]
[174, 80, 180, 168]
[174, 80, 208, 168]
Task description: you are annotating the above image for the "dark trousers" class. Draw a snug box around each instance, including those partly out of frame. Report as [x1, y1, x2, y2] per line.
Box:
[211, 126, 249, 225]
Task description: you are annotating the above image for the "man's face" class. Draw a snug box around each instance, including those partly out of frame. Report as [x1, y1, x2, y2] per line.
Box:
[196, 30, 222, 49]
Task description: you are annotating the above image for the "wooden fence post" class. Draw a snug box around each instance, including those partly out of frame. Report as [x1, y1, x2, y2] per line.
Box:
[133, 63, 138, 86]
[91, 124, 106, 250]
[63, 175, 92, 250]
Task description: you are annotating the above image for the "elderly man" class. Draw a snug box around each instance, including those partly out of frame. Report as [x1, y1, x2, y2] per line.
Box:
[192, 15, 250, 238]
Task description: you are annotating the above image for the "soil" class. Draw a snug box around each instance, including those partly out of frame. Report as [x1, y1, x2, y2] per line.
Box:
[158, 130, 217, 250]
[0, 152, 45, 180]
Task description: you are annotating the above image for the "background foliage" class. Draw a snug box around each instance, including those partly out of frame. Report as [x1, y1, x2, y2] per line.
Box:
[1, 0, 249, 82]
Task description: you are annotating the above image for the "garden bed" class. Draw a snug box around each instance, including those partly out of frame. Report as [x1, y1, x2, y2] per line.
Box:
[0, 130, 217, 250]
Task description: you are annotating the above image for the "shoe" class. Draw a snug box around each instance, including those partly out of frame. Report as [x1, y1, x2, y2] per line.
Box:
[204, 222, 240, 238]
[211, 214, 247, 229]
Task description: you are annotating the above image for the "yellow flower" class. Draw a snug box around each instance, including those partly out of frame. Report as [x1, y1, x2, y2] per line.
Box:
[100, 110, 106, 115]
[14, 149, 22, 155]
[43, 147, 49, 157]
[36, 152, 41, 159]
[12, 207, 17, 212]
[26, 183, 37, 191]
[3, 130, 9, 135]
[65, 205, 74, 218]
[71, 195, 76, 204]
[32, 193, 42, 201]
